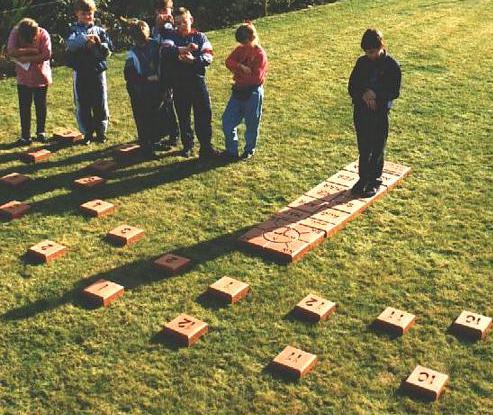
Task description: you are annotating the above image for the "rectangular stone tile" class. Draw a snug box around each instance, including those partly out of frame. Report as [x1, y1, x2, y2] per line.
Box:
[0, 201, 31, 220]
[207, 276, 250, 304]
[83, 279, 124, 307]
[270, 346, 317, 379]
[403, 365, 449, 401]
[163, 314, 208, 347]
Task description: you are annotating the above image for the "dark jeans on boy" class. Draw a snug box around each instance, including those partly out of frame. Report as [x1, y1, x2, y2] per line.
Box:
[173, 77, 214, 156]
[353, 105, 389, 185]
[74, 71, 109, 139]
[17, 84, 47, 139]
[127, 83, 162, 151]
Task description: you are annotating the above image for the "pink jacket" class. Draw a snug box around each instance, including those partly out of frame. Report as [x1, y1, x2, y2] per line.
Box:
[7, 27, 52, 88]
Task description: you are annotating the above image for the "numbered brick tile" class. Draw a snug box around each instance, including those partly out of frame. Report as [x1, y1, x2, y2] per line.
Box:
[0, 201, 31, 220]
[342, 161, 359, 174]
[73, 176, 106, 189]
[154, 253, 191, 274]
[0, 173, 30, 188]
[21, 148, 51, 164]
[383, 161, 412, 177]
[87, 159, 118, 176]
[311, 206, 351, 226]
[298, 216, 338, 235]
[264, 238, 311, 263]
[207, 276, 250, 304]
[80, 199, 116, 218]
[403, 365, 449, 401]
[305, 181, 348, 201]
[28, 240, 67, 263]
[288, 195, 327, 215]
[107, 225, 144, 246]
[326, 170, 360, 187]
[373, 306, 416, 336]
[294, 294, 336, 322]
[270, 346, 317, 379]
[53, 128, 83, 143]
[238, 227, 271, 249]
[163, 314, 208, 347]
[83, 279, 124, 307]
[450, 310, 492, 340]
[330, 192, 368, 215]
[114, 144, 141, 161]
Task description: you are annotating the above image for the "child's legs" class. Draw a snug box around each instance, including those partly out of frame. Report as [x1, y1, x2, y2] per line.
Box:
[368, 109, 389, 183]
[91, 72, 110, 137]
[33, 86, 48, 134]
[222, 95, 244, 156]
[173, 86, 194, 150]
[354, 107, 373, 183]
[127, 86, 146, 142]
[73, 71, 91, 135]
[244, 86, 264, 154]
[191, 78, 213, 153]
[17, 84, 33, 139]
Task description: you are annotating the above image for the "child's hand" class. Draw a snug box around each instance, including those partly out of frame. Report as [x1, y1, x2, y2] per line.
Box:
[179, 51, 195, 63]
[188, 43, 198, 52]
[238, 64, 252, 75]
[362, 89, 377, 111]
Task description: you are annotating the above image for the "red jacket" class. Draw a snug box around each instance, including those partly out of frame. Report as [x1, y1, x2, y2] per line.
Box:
[225, 44, 268, 88]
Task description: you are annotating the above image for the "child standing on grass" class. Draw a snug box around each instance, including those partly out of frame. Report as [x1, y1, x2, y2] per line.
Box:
[222, 22, 268, 161]
[7, 18, 52, 146]
[160, 7, 220, 161]
[66, 0, 113, 145]
[348, 29, 401, 197]
[151, 0, 180, 150]
[124, 20, 161, 158]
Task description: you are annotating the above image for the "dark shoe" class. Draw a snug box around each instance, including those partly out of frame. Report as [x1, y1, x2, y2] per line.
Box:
[153, 140, 172, 152]
[95, 135, 107, 144]
[240, 151, 254, 161]
[221, 151, 239, 162]
[35, 132, 47, 143]
[363, 184, 380, 198]
[199, 146, 221, 160]
[167, 136, 179, 147]
[81, 135, 92, 145]
[180, 148, 193, 158]
[17, 137, 32, 146]
[351, 179, 367, 196]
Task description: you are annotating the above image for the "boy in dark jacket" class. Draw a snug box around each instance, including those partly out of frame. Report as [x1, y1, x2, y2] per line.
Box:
[348, 29, 401, 197]
[66, 0, 112, 145]
[124, 20, 162, 158]
[160, 7, 220, 160]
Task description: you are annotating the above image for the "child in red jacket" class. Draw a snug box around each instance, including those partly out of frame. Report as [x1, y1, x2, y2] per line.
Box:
[222, 22, 268, 161]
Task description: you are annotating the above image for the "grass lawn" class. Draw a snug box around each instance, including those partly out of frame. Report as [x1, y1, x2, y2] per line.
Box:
[0, 0, 492, 413]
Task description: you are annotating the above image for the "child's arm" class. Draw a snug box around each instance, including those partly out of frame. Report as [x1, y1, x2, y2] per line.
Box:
[225, 47, 241, 73]
[348, 58, 366, 103]
[6, 29, 36, 58]
[66, 26, 88, 51]
[377, 59, 402, 104]
[191, 34, 213, 68]
[233, 49, 268, 84]
[17, 30, 52, 64]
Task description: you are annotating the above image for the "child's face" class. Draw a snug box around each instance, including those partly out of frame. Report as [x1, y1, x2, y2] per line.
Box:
[76, 9, 95, 25]
[365, 47, 384, 61]
[175, 15, 192, 34]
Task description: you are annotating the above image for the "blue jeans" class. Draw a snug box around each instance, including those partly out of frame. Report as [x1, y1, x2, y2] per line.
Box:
[222, 85, 264, 156]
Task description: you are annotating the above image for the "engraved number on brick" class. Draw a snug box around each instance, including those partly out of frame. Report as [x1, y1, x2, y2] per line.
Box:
[178, 318, 196, 329]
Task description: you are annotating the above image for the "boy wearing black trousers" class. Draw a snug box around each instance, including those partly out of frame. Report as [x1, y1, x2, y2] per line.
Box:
[124, 20, 161, 158]
[160, 7, 220, 160]
[348, 29, 401, 197]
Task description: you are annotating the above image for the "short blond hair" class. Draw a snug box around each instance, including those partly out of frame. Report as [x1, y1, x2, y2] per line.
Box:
[73, 0, 96, 13]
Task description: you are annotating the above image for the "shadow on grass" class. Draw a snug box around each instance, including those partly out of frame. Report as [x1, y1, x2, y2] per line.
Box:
[2, 155, 231, 215]
[2, 226, 251, 322]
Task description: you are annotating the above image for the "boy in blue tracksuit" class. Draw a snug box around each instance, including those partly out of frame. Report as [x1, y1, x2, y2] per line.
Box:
[124, 20, 161, 158]
[66, 0, 112, 145]
[160, 7, 219, 160]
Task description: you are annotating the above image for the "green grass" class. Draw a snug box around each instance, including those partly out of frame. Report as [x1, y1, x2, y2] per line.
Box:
[1, 0, 492, 413]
